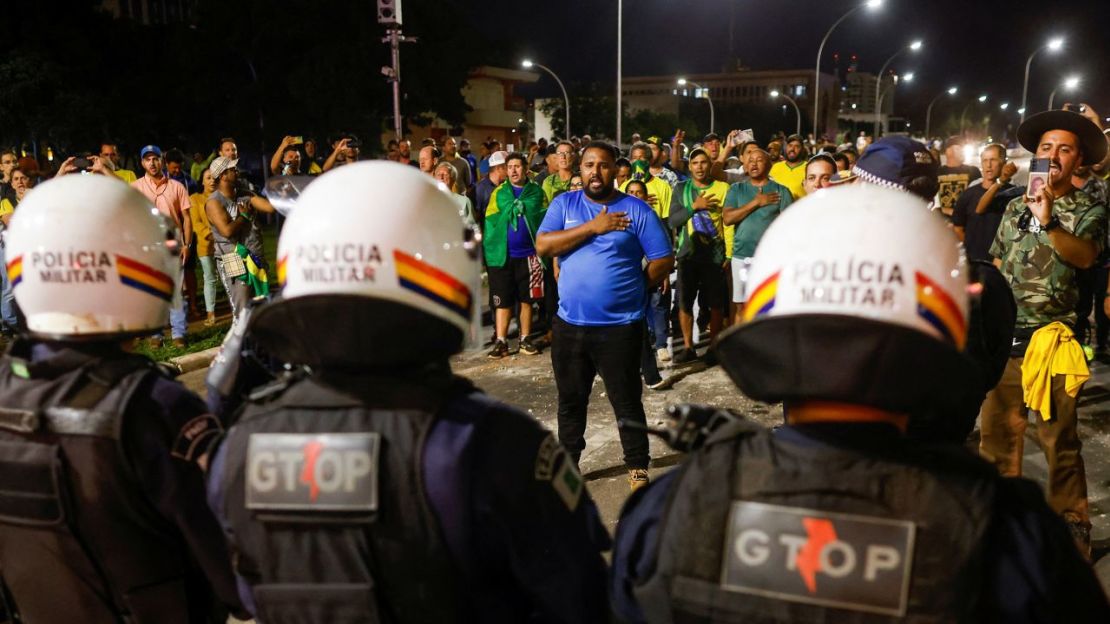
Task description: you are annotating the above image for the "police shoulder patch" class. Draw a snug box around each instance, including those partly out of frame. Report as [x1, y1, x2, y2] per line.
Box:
[720, 501, 915, 617]
[534, 433, 562, 481]
[533, 433, 582, 512]
[171, 414, 223, 463]
[246, 432, 380, 511]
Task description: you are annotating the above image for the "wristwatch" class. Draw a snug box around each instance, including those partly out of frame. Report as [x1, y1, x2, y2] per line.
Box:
[1043, 216, 1061, 232]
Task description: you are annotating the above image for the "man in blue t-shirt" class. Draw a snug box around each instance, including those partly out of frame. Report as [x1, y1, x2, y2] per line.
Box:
[723, 147, 792, 321]
[536, 141, 675, 492]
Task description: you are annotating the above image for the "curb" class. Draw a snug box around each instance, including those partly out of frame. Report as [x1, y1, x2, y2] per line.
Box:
[167, 346, 221, 375]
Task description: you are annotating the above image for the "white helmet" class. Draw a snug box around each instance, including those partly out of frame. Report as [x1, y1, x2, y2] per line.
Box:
[6, 175, 180, 339]
[249, 161, 480, 365]
[716, 184, 977, 417]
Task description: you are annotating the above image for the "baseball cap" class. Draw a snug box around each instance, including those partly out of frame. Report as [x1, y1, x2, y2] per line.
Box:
[702, 132, 721, 143]
[851, 136, 938, 201]
[139, 145, 162, 159]
[942, 136, 963, 150]
[209, 156, 240, 179]
[488, 151, 509, 167]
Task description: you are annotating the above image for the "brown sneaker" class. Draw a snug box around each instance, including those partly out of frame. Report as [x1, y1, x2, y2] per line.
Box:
[204, 312, 217, 327]
[172, 338, 187, 349]
[628, 468, 650, 492]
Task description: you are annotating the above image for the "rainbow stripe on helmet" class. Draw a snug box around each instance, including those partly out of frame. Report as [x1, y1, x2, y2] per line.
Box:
[394, 250, 472, 320]
[742, 271, 780, 322]
[915, 271, 966, 348]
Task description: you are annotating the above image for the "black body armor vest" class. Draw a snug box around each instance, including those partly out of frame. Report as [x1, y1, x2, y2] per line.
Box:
[0, 345, 217, 624]
[635, 418, 997, 623]
[217, 372, 466, 624]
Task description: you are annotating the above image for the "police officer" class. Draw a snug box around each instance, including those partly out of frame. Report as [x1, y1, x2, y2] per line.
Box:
[0, 175, 246, 623]
[205, 162, 610, 623]
[611, 185, 1110, 622]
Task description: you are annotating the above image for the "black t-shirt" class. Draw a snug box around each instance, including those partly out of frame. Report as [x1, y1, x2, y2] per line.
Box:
[937, 164, 983, 214]
[951, 182, 1020, 262]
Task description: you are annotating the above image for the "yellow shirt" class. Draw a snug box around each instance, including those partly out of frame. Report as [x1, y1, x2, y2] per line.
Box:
[677, 180, 732, 260]
[0, 198, 15, 218]
[769, 160, 806, 200]
[1021, 322, 1089, 420]
[189, 192, 214, 257]
[113, 169, 137, 184]
[620, 176, 673, 220]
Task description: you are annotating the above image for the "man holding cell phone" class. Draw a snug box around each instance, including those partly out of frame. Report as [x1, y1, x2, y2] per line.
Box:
[983, 109, 1108, 557]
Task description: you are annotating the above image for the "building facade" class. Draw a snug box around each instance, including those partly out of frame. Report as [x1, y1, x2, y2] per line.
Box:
[622, 68, 841, 138]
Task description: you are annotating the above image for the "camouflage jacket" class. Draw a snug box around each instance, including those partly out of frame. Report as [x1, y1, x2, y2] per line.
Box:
[990, 188, 1107, 328]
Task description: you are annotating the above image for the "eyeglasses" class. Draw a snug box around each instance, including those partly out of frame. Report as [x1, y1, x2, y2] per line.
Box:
[556, 151, 574, 157]
[570, 181, 584, 188]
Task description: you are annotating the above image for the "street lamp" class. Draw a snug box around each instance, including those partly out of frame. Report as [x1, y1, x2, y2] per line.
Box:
[1020, 36, 1064, 123]
[873, 39, 922, 137]
[960, 94, 989, 135]
[999, 102, 1010, 111]
[876, 72, 913, 123]
[522, 59, 571, 140]
[1047, 75, 1081, 110]
[925, 86, 958, 140]
[814, 0, 883, 137]
[677, 78, 715, 134]
[770, 90, 802, 137]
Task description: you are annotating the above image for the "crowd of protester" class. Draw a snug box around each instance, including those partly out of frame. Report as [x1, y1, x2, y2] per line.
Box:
[3, 106, 1109, 505]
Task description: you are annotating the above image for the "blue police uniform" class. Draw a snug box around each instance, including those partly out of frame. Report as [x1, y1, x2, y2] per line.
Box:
[0, 340, 245, 623]
[206, 370, 611, 622]
[611, 422, 1110, 623]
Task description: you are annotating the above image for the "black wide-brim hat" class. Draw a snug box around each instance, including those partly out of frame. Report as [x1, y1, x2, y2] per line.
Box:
[1017, 110, 1108, 164]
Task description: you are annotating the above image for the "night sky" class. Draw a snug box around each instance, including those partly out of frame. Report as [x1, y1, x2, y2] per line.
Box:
[470, 0, 1110, 130]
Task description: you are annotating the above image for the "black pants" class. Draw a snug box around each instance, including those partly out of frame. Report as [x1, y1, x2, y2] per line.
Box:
[1075, 265, 1109, 349]
[551, 316, 650, 469]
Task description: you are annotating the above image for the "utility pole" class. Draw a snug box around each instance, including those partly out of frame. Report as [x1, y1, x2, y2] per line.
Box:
[379, 1, 415, 142]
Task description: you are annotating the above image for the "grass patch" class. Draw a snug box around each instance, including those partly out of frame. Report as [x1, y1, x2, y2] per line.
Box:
[134, 322, 231, 362]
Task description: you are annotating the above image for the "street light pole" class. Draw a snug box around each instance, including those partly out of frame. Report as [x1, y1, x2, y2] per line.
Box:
[960, 94, 988, 135]
[814, 0, 882, 138]
[1020, 37, 1064, 123]
[677, 79, 715, 134]
[523, 60, 571, 139]
[876, 72, 912, 126]
[1047, 76, 1080, 111]
[925, 86, 958, 141]
[616, 0, 623, 146]
[873, 40, 921, 137]
[771, 90, 801, 137]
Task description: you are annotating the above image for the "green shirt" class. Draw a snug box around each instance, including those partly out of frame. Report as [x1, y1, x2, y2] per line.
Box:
[990, 189, 1107, 328]
[542, 172, 573, 203]
[724, 179, 793, 258]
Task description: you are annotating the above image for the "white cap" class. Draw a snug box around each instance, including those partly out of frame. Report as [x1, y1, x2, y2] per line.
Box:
[488, 151, 509, 167]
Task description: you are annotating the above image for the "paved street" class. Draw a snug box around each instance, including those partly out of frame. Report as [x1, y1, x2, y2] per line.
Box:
[181, 330, 1110, 589]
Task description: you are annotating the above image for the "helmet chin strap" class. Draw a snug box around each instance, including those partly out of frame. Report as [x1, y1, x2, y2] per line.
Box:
[786, 401, 909, 433]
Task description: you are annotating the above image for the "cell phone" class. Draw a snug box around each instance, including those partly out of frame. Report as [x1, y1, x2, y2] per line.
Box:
[1063, 103, 1086, 114]
[72, 156, 93, 171]
[292, 136, 304, 144]
[1026, 158, 1050, 201]
[737, 129, 755, 144]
